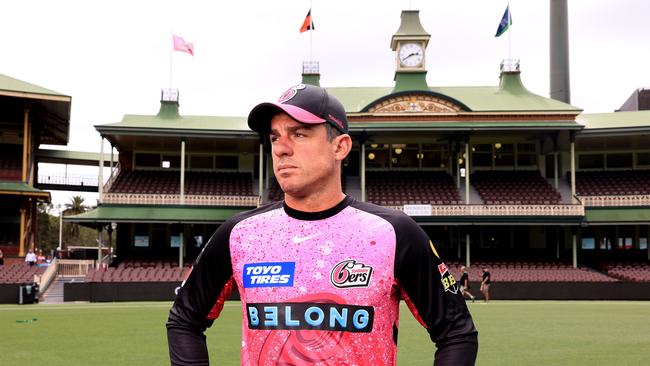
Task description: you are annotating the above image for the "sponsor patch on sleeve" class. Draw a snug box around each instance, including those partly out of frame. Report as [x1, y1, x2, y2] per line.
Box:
[243, 262, 295, 288]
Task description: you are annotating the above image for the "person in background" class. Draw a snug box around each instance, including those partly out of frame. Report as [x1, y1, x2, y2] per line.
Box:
[459, 265, 475, 302]
[480, 268, 491, 303]
[0, 248, 4, 266]
[25, 249, 37, 266]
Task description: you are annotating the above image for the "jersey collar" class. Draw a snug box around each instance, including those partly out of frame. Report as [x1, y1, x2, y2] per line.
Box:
[283, 195, 353, 221]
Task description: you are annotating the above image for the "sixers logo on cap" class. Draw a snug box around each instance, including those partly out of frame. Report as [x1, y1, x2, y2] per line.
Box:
[277, 84, 307, 104]
[330, 259, 373, 288]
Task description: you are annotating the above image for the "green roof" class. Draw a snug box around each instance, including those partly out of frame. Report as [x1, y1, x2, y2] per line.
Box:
[0, 181, 51, 200]
[64, 205, 248, 224]
[327, 75, 581, 113]
[0, 73, 67, 98]
[37, 149, 118, 167]
[95, 114, 254, 137]
[585, 207, 650, 224]
[576, 111, 650, 131]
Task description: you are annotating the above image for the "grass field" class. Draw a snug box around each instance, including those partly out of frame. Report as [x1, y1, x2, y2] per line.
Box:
[1, 301, 649, 365]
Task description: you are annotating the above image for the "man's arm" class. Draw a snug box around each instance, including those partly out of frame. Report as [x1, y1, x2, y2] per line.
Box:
[166, 222, 236, 365]
[393, 216, 478, 366]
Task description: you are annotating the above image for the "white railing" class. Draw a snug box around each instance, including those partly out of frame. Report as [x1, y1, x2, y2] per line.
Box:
[102, 192, 260, 206]
[579, 195, 650, 207]
[58, 259, 95, 277]
[34, 258, 58, 294]
[389, 204, 585, 216]
[103, 163, 121, 193]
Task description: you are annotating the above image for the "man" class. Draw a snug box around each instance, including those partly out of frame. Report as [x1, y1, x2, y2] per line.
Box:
[167, 84, 478, 365]
[480, 268, 491, 303]
[25, 249, 37, 267]
[459, 265, 475, 302]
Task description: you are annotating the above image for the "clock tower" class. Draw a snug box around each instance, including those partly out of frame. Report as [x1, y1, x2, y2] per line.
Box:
[391, 10, 431, 92]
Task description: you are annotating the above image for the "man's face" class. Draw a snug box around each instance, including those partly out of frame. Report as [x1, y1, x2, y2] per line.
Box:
[269, 113, 340, 198]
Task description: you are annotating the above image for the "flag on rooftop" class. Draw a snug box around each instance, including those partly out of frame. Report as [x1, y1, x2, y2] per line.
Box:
[172, 35, 194, 56]
[300, 9, 315, 33]
[494, 5, 512, 37]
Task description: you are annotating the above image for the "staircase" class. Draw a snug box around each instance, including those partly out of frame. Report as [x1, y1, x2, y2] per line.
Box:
[40, 276, 85, 303]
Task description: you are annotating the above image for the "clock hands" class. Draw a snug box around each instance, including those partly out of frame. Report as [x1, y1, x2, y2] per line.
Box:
[400, 52, 421, 62]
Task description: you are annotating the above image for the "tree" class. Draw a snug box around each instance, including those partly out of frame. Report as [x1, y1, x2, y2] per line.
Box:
[63, 196, 88, 246]
[36, 202, 58, 251]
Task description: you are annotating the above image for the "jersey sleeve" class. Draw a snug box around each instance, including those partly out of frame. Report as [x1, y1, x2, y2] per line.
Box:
[166, 219, 236, 365]
[393, 216, 478, 365]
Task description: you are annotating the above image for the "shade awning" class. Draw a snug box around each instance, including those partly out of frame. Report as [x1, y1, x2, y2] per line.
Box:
[0, 181, 51, 201]
[63, 205, 249, 225]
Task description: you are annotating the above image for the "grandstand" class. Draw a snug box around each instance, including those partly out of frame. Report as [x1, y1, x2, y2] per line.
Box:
[2, 9, 650, 303]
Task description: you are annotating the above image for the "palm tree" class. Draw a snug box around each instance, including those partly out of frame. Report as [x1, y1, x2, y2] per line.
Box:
[63, 196, 87, 246]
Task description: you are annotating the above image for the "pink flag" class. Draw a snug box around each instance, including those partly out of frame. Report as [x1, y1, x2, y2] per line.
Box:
[172, 35, 194, 56]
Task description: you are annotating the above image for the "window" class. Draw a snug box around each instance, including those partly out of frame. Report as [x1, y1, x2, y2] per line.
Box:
[637, 152, 650, 166]
[135, 153, 160, 168]
[214, 156, 239, 170]
[191, 156, 214, 169]
[391, 144, 418, 168]
[494, 144, 514, 167]
[517, 143, 537, 166]
[162, 155, 181, 169]
[606, 153, 633, 169]
[366, 146, 389, 169]
[581, 237, 595, 250]
[579, 154, 604, 169]
[472, 144, 492, 167]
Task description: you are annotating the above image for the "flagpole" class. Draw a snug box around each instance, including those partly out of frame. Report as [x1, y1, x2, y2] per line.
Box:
[507, 4, 512, 60]
[169, 33, 174, 90]
[310, 0, 313, 62]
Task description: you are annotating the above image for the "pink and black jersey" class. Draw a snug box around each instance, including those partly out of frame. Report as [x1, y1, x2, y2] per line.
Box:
[167, 196, 477, 365]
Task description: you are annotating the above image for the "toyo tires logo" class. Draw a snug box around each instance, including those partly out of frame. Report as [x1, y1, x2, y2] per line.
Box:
[330, 260, 373, 288]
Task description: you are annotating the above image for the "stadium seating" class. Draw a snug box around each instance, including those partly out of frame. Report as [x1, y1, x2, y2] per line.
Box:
[366, 171, 461, 205]
[0, 143, 22, 180]
[471, 170, 561, 204]
[604, 262, 650, 282]
[109, 170, 253, 196]
[573, 170, 650, 196]
[0, 263, 46, 284]
[84, 260, 190, 283]
[448, 261, 617, 282]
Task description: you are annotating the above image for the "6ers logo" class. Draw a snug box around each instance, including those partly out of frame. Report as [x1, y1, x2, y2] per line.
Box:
[330, 260, 373, 288]
[277, 84, 306, 103]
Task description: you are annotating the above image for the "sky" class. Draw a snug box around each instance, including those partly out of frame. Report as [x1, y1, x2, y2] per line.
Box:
[2, 0, 649, 207]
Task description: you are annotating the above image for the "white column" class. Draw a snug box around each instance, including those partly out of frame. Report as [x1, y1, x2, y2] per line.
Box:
[110, 145, 114, 178]
[572, 232, 577, 268]
[465, 232, 471, 268]
[58, 207, 63, 251]
[180, 140, 186, 205]
[360, 143, 366, 202]
[465, 142, 470, 204]
[98, 136, 104, 202]
[179, 231, 184, 270]
[570, 139, 576, 202]
[554, 152, 559, 189]
[97, 226, 103, 268]
[258, 143, 264, 203]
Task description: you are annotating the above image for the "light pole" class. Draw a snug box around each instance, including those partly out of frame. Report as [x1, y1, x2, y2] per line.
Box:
[57, 204, 63, 252]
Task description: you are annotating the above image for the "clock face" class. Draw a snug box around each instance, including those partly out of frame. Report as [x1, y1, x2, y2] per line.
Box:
[398, 43, 424, 68]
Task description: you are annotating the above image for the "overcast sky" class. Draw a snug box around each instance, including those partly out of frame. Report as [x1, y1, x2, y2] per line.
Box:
[2, 0, 649, 206]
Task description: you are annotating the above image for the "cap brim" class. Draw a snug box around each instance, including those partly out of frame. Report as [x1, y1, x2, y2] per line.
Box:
[248, 102, 326, 133]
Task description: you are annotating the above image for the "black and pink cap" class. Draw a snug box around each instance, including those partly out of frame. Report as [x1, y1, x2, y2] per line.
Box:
[248, 84, 349, 134]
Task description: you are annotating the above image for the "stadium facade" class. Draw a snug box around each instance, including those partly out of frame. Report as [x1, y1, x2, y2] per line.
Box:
[2, 9, 650, 302]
